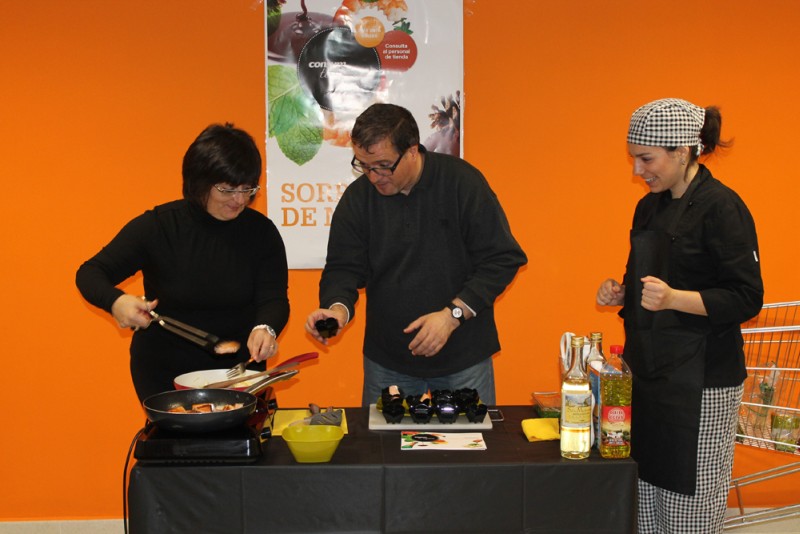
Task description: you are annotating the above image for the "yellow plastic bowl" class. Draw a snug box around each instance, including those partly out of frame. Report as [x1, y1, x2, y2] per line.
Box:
[282, 424, 344, 463]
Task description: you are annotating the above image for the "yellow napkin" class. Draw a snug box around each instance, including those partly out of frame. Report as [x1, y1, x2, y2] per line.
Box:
[272, 409, 348, 436]
[521, 418, 560, 442]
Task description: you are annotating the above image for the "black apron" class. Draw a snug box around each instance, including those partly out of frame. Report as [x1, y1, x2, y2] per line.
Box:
[624, 178, 709, 496]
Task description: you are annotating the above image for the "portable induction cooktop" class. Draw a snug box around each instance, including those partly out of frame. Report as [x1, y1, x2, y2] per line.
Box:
[133, 387, 278, 464]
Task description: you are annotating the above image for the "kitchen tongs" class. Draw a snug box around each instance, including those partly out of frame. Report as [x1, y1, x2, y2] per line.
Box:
[204, 352, 318, 389]
[148, 310, 236, 354]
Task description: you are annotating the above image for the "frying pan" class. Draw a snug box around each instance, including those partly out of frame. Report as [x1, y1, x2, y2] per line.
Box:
[142, 370, 298, 433]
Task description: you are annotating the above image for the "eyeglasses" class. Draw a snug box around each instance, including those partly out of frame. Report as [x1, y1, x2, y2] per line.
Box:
[351, 151, 406, 177]
[213, 184, 260, 197]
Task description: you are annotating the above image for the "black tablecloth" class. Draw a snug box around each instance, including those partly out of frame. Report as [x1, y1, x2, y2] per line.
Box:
[128, 406, 638, 533]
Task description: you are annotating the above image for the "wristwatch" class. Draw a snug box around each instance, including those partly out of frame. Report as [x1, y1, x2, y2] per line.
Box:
[252, 324, 277, 338]
[447, 303, 466, 325]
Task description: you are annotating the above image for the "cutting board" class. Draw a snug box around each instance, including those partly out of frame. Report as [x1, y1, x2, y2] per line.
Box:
[367, 404, 492, 431]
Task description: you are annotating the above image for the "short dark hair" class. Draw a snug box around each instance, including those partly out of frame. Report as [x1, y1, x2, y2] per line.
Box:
[350, 103, 420, 154]
[182, 123, 262, 207]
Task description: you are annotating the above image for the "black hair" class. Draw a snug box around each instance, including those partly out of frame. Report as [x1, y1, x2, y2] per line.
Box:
[350, 103, 420, 154]
[667, 106, 732, 161]
[182, 123, 262, 208]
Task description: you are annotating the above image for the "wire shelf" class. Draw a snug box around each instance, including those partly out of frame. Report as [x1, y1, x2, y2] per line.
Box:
[726, 302, 800, 530]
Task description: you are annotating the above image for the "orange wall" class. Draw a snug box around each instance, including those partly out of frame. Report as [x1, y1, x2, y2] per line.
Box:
[1, 0, 798, 520]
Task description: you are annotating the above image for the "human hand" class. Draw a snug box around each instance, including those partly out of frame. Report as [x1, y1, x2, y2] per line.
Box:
[111, 295, 158, 330]
[247, 327, 278, 362]
[404, 309, 458, 357]
[640, 276, 673, 311]
[304, 307, 348, 345]
[596, 279, 624, 306]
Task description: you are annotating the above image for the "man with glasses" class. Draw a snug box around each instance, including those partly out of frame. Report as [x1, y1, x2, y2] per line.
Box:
[305, 103, 526, 407]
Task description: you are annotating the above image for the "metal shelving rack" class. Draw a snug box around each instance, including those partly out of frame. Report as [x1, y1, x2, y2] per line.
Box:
[725, 302, 800, 530]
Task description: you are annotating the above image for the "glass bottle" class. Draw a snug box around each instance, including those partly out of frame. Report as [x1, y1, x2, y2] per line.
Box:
[561, 335, 591, 459]
[586, 332, 606, 448]
[599, 344, 632, 459]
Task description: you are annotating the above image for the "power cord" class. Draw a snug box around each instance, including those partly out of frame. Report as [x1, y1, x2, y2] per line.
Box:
[123, 425, 145, 534]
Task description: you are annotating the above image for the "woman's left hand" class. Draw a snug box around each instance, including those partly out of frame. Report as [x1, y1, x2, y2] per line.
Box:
[247, 328, 278, 362]
[640, 276, 673, 311]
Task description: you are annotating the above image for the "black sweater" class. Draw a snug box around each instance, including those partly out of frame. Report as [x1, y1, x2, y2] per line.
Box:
[76, 200, 289, 399]
[622, 165, 763, 387]
[320, 147, 527, 377]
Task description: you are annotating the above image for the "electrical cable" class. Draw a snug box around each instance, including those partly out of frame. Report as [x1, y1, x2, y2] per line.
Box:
[122, 425, 146, 534]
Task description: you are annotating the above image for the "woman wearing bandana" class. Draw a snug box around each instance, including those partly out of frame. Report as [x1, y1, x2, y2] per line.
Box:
[596, 98, 763, 533]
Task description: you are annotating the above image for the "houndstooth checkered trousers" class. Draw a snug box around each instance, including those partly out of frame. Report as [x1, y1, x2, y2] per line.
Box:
[637, 385, 743, 534]
[627, 98, 705, 148]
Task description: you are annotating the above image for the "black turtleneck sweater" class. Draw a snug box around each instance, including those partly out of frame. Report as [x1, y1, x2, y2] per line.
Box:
[76, 199, 289, 400]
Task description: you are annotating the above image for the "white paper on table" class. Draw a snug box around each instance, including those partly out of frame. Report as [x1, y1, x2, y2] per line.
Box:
[400, 431, 486, 450]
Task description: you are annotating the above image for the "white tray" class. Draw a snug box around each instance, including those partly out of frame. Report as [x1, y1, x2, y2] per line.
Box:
[367, 404, 493, 431]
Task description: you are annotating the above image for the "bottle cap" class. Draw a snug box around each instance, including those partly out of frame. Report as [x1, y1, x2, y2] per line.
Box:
[610, 344, 623, 354]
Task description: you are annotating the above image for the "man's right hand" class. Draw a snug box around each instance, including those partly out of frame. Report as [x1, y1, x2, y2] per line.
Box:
[304, 306, 348, 344]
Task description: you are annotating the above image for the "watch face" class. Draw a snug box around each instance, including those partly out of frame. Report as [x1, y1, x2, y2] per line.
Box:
[452, 307, 463, 319]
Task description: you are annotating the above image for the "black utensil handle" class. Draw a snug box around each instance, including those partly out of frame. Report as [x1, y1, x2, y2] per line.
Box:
[158, 321, 215, 349]
[160, 316, 220, 344]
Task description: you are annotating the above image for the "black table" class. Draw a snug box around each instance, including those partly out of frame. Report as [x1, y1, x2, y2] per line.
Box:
[128, 406, 637, 533]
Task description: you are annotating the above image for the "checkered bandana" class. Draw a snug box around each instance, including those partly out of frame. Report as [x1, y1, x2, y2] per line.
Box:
[627, 98, 705, 148]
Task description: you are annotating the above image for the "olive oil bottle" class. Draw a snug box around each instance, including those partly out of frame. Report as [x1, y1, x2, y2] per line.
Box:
[599, 344, 632, 459]
[561, 335, 591, 459]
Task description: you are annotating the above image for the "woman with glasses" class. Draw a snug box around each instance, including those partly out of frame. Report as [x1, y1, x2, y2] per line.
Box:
[76, 123, 289, 402]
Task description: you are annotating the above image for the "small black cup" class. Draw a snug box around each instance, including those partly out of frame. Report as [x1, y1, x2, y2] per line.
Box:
[315, 317, 339, 339]
[406, 395, 435, 424]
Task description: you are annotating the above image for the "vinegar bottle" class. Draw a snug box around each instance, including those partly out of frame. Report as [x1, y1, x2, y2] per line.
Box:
[586, 332, 606, 448]
[599, 344, 632, 459]
[561, 335, 592, 459]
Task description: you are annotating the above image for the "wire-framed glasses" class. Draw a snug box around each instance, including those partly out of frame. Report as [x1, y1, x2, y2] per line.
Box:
[213, 184, 260, 197]
[351, 151, 406, 177]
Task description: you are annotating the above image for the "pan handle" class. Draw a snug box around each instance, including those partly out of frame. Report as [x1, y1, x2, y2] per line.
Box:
[276, 352, 319, 367]
[245, 369, 299, 396]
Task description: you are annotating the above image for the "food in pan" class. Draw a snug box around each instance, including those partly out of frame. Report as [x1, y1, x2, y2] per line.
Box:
[167, 402, 245, 414]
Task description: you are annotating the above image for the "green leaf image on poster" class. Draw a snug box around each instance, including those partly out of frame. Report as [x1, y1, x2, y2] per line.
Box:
[268, 65, 323, 165]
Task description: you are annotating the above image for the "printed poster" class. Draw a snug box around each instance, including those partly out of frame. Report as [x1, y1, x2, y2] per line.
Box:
[266, 0, 464, 268]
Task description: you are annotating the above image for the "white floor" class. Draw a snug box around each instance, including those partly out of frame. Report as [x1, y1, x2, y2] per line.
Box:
[0, 513, 798, 533]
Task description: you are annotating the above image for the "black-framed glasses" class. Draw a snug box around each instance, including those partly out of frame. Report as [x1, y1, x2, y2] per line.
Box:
[213, 184, 260, 197]
[351, 151, 406, 177]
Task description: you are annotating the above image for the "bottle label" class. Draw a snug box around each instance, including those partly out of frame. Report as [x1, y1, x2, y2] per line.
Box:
[601, 405, 631, 445]
[562, 392, 592, 427]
